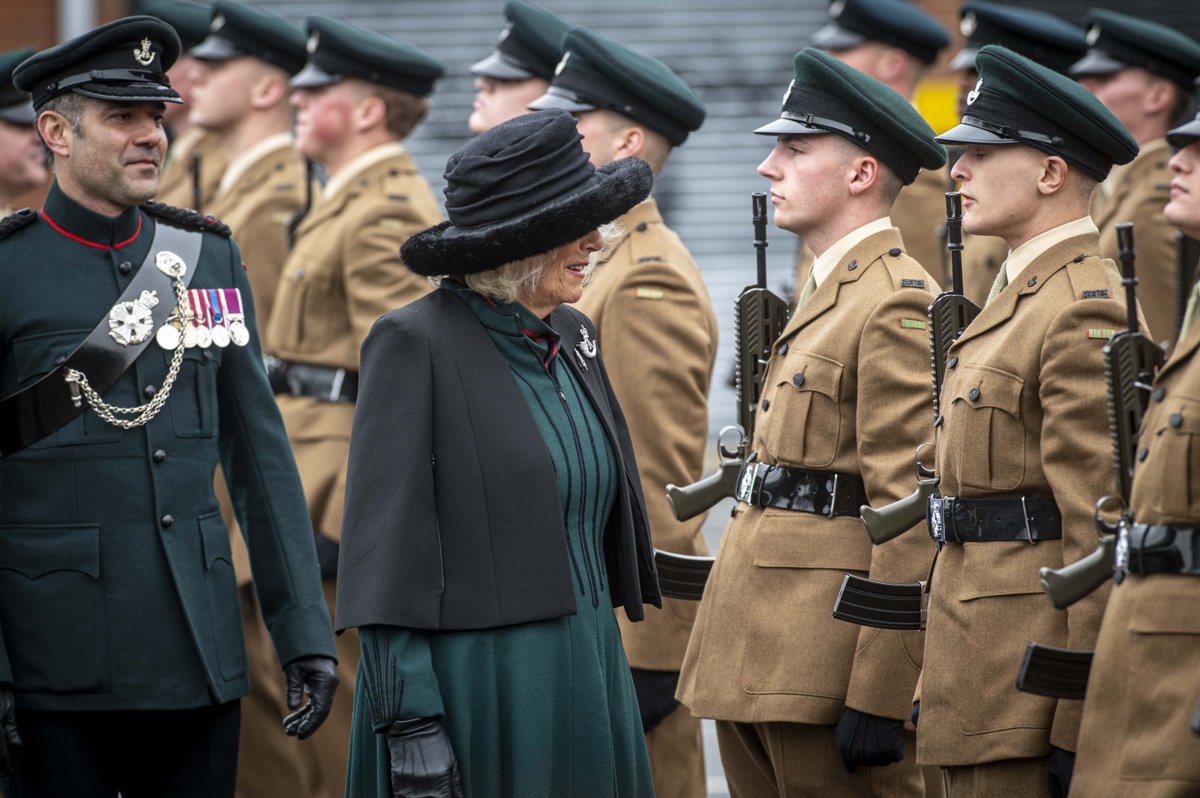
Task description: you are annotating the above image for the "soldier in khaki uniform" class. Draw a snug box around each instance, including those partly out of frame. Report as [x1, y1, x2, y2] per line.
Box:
[946, 2, 1087, 307]
[1070, 9, 1200, 350]
[0, 49, 45, 218]
[678, 48, 947, 796]
[919, 46, 1140, 797]
[795, 0, 950, 293]
[528, 27, 715, 798]
[186, 6, 323, 797]
[259, 17, 445, 797]
[1072, 111, 1200, 798]
[146, 1, 227, 212]
[467, 0, 571, 135]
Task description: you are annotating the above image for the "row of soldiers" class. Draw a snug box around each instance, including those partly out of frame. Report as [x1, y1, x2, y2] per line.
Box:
[0, 0, 1197, 797]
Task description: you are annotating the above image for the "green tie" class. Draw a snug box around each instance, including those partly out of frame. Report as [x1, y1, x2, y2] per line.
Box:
[796, 271, 818, 312]
[986, 265, 1009, 303]
[1181, 279, 1200, 338]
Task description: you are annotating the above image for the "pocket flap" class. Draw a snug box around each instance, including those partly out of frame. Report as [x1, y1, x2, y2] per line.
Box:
[952, 365, 1024, 417]
[198, 511, 233, 569]
[0, 524, 100, 579]
[780, 354, 843, 400]
[1128, 578, 1200, 634]
[1152, 398, 1200, 435]
[752, 510, 871, 571]
[957, 540, 1054, 600]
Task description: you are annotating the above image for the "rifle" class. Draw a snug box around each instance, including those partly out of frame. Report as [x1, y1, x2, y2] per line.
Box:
[1039, 223, 1164, 609]
[665, 192, 789, 522]
[1176, 232, 1200, 340]
[189, 151, 203, 214]
[1020, 223, 1163, 699]
[286, 159, 316, 251]
[859, 192, 979, 545]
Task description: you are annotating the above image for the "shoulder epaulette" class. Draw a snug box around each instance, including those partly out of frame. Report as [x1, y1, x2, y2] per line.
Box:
[140, 201, 232, 238]
[0, 208, 39, 239]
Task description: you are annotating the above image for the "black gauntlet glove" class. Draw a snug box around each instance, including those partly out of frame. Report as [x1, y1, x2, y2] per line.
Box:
[1047, 746, 1075, 798]
[835, 707, 906, 773]
[0, 685, 20, 778]
[630, 668, 681, 733]
[282, 656, 339, 739]
[385, 718, 464, 798]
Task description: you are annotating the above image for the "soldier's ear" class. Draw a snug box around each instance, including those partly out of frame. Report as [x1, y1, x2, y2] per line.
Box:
[37, 110, 74, 161]
[352, 93, 387, 134]
[613, 124, 645, 161]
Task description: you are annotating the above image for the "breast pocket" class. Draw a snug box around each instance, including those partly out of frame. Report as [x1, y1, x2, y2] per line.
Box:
[0, 524, 111, 694]
[1139, 395, 1200, 519]
[947, 366, 1026, 491]
[169, 348, 219, 438]
[761, 354, 843, 468]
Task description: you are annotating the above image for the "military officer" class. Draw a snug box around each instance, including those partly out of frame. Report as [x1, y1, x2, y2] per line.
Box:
[947, 1, 1088, 307]
[261, 16, 445, 797]
[527, 27, 716, 798]
[0, 49, 45, 217]
[797, 0, 950, 291]
[918, 45, 1139, 796]
[468, 0, 572, 135]
[0, 17, 337, 797]
[147, 0, 227, 211]
[1070, 9, 1200, 349]
[678, 48, 947, 796]
[186, 5, 326, 798]
[1071, 110, 1200, 798]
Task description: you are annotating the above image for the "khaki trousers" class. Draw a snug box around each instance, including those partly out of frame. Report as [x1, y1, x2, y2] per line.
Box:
[236, 580, 358, 798]
[940, 759, 1049, 798]
[646, 704, 706, 798]
[716, 720, 923, 797]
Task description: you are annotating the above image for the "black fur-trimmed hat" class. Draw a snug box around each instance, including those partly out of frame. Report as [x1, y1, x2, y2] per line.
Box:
[401, 109, 652, 277]
[14, 16, 182, 109]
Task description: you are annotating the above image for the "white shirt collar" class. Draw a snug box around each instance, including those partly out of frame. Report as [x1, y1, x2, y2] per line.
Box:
[216, 132, 296, 199]
[1004, 216, 1099, 285]
[811, 216, 893, 287]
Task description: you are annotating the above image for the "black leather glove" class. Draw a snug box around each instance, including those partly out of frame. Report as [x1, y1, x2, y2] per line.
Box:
[835, 707, 906, 773]
[910, 700, 920, 727]
[385, 718, 464, 798]
[1047, 745, 1075, 798]
[630, 668, 681, 733]
[282, 656, 339, 739]
[0, 685, 20, 777]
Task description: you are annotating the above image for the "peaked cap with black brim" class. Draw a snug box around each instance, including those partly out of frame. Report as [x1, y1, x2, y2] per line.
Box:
[937, 45, 1137, 181]
[0, 48, 36, 125]
[401, 109, 652, 277]
[754, 48, 946, 185]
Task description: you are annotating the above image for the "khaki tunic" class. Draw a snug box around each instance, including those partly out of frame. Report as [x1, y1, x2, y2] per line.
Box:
[1072, 321, 1200, 796]
[1093, 138, 1177, 347]
[918, 233, 1134, 768]
[961, 233, 1010, 308]
[265, 144, 440, 542]
[793, 166, 951, 298]
[679, 227, 941, 728]
[207, 137, 310, 329]
[156, 127, 226, 212]
[573, 198, 717, 798]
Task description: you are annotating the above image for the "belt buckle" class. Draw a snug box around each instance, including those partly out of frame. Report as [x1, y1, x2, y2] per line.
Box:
[736, 462, 770, 506]
[1020, 496, 1037, 545]
[329, 368, 347, 402]
[824, 472, 840, 518]
[928, 495, 945, 544]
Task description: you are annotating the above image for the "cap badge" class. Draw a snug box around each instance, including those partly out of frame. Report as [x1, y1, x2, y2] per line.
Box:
[960, 12, 977, 37]
[829, 0, 846, 19]
[966, 78, 982, 106]
[307, 31, 319, 54]
[211, 13, 225, 32]
[554, 52, 570, 76]
[498, 23, 513, 43]
[1087, 24, 1101, 46]
[574, 325, 597, 370]
[133, 38, 156, 67]
[782, 79, 795, 108]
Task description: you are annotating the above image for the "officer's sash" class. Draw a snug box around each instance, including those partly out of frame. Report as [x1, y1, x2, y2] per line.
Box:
[0, 221, 202, 456]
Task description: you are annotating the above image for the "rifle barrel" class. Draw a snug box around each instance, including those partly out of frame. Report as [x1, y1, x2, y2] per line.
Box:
[1116, 222, 1137, 334]
[752, 192, 768, 288]
[945, 192, 964, 296]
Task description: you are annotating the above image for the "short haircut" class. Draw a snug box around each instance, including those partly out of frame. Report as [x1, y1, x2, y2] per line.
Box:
[36, 91, 86, 165]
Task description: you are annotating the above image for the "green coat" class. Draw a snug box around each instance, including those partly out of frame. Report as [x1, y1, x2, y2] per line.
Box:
[0, 181, 335, 711]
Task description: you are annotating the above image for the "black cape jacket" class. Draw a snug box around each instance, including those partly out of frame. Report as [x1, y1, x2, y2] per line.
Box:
[335, 287, 661, 632]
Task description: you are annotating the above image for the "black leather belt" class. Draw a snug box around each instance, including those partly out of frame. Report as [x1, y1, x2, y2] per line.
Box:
[735, 461, 867, 517]
[928, 494, 1062, 544]
[1121, 523, 1200, 576]
[264, 355, 358, 403]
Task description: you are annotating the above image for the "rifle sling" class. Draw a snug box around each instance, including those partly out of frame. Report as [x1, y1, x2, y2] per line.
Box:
[0, 221, 202, 456]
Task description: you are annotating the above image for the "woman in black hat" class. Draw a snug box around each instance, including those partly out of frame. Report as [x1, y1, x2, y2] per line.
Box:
[337, 109, 659, 798]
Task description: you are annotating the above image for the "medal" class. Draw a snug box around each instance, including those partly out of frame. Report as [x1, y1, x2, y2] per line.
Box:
[209, 289, 230, 347]
[156, 322, 181, 350]
[108, 289, 159, 346]
[183, 323, 199, 348]
[224, 289, 251, 347]
[195, 323, 212, 348]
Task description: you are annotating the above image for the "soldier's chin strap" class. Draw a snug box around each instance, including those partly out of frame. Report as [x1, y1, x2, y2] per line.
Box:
[0, 221, 201, 456]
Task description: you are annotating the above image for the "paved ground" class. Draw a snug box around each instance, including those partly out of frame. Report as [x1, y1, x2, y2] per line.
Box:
[697, 498, 738, 796]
